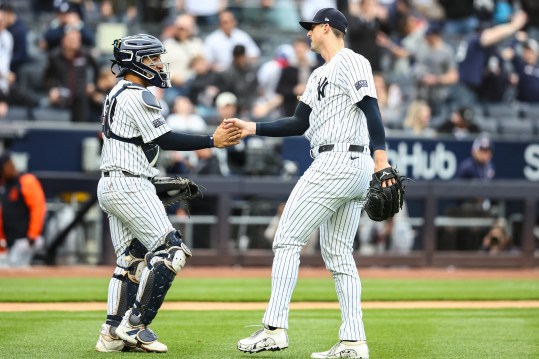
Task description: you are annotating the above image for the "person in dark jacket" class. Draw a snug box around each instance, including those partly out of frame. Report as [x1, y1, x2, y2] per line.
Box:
[43, 28, 99, 122]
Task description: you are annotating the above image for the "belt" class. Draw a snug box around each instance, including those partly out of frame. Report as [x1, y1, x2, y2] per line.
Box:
[102, 171, 152, 180]
[310, 144, 367, 158]
[317, 144, 365, 153]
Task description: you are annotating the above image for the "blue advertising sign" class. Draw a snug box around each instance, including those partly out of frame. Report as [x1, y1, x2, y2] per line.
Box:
[282, 136, 539, 181]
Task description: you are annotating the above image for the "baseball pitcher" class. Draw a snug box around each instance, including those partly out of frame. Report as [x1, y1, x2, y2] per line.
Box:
[229, 8, 404, 359]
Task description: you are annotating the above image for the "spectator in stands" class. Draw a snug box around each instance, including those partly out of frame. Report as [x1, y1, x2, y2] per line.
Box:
[43, 28, 99, 122]
[88, 67, 117, 122]
[504, 37, 539, 103]
[276, 37, 317, 117]
[436, 106, 481, 139]
[521, 0, 539, 41]
[480, 218, 516, 255]
[456, 10, 528, 106]
[403, 100, 436, 137]
[215, 92, 246, 174]
[219, 44, 259, 117]
[414, 20, 459, 116]
[41, 2, 95, 51]
[376, 14, 427, 78]
[477, 0, 521, 27]
[381, 0, 414, 38]
[203, 10, 261, 72]
[373, 74, 404, 128]
[0, 152, 46, 267]
[252, 43, 293, 121]
[98, 0, 137, 24]
[162, 14, 204, 104]
[1, 4, 30, 78]
[0, 6, 13, 119]
[180, 0, 225, 27]
[301, 0, 337, 22]
[342, 0, 386, 74]
[166, 96, 208, 134]
[438, 0, 479, 38]
[187, 54, 222, 119]
[0, 6, 35, 120]
[457, 135, 495, 181]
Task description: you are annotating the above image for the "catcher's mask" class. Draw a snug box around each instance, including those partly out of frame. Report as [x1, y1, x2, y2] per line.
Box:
[111, 34, 171, 88]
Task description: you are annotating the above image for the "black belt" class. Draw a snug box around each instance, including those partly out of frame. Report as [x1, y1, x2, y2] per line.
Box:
[103, 171, 152, 180]
[317, 144, 365, 153]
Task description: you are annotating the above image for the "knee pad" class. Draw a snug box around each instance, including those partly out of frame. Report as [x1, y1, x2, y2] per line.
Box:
[124, 239, 148, 284]
[156, 230, 192, 274]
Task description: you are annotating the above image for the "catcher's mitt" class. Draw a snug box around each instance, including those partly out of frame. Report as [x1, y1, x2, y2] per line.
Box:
[364, 167, 406, 222]
[151, 176, 201, 208]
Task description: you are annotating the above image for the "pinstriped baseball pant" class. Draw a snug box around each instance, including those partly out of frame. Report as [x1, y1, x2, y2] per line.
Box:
[262, 151, 373, 341]
[97, 176, 174, 267]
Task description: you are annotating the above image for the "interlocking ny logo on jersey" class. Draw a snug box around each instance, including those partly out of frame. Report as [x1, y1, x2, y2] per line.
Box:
[317, 77, 329, 100]
[355, 80, 368, 90]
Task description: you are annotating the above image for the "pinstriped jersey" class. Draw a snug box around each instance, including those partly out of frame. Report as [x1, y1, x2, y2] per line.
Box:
[300, 48, 377, 148]
[100, 80, 170, 177]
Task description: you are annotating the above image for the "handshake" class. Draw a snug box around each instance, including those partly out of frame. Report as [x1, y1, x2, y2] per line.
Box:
[211, 118, 256, 148]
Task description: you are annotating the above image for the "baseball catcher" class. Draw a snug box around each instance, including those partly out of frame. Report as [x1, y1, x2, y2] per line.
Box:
[95, 34, 241, 354]
[152, 176, 201, 208]
[364, 166, 406, 221]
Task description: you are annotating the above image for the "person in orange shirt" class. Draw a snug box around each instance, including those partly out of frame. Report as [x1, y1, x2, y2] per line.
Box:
[0, 152, 46, 267]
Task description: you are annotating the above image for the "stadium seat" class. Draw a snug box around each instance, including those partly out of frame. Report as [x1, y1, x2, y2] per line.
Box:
[481, 103, 521, 119]
[497, 118, 534, 139]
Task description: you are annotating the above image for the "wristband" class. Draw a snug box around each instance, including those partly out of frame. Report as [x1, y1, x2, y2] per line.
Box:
[209, 135, 214, 147]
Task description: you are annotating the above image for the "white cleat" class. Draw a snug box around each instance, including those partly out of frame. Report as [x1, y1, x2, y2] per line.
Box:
[115, 309, 168, 353]
[237, 326, 288, 353]
[95, 324, 142, 352]
[311, 340, 369, 358]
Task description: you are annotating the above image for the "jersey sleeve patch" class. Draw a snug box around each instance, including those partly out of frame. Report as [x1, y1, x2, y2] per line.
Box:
[152, 117, 166, 128]
[354, 80, 369, 90]
[141, 90, 162, 111]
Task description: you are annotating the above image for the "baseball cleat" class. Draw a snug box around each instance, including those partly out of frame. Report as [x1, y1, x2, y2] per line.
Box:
[237, 326, 288, 353]
[115, 309, 168, 353]
[95, 324, 142, 352]
[311, 340, 369, 358]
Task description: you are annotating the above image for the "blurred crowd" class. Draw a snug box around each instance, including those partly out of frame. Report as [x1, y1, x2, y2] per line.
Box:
[0, 1, 538, 131]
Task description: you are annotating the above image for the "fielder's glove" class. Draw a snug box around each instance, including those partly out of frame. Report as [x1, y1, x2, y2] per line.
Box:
[364, 166, 406, 222]
[151, 176, 201, 208]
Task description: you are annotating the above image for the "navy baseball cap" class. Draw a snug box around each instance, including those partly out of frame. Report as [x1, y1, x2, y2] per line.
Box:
[300, 8, 348, 34]
[425, 21, 444, 35]
[472, 136, 493, 151]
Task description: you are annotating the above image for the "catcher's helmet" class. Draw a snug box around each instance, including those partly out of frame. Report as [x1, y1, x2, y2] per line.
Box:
[112, 34, 171, 88]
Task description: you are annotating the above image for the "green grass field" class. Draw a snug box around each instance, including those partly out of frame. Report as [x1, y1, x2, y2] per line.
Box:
[0, 277, 538, 302]
[0, 276, 538, 358]
[0, 309, 538, 358]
